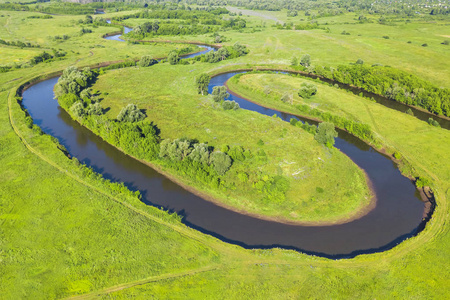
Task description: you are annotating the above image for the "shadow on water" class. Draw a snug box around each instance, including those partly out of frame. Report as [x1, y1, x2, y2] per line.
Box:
[20, 64, 431, 259]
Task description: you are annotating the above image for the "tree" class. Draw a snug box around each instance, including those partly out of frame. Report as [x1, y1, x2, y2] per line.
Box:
[315, 122, 338, 148]
[139, 55, 157, 67]
[87, 103, 102, 115]
[217, 47, 229, 61]
[168, 51, 179, 65]
[212, 86, 229, 102]
[298, 82, 317, 98]
[290, 56, 298, 66]
[210, 151, 232, 175]
[300, 54, 311, 67]
[356, 58, 364, 65]
[117, 104, 145, 122]
[196, 73, 210, 95]
[70, 101, 85, 118]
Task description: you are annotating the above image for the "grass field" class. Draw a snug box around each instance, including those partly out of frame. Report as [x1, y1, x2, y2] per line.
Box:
[0, 6, 449, 299]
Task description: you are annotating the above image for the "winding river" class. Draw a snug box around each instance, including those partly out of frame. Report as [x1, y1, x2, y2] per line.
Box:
[19, 27, 431, 259]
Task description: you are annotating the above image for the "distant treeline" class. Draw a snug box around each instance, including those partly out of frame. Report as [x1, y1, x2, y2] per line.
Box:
[0, 49, 66, 73]
[327, 65, 450, 117]
[116, 9, 246, 37]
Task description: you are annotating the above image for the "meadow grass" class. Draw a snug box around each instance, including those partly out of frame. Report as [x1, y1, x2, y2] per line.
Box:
[0, 8, 449, 299]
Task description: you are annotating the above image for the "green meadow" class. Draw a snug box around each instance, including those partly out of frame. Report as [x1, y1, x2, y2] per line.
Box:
[0, 3, 449, 299]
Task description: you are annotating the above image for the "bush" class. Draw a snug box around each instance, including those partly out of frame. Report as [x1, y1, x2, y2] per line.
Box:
[314, 122, 338, 147]
[427, 118, 440, 127]
[298, 82, 318, 98]
[117, 104, 146, 122]
[168, 51, 180, 65]
[139, 55, 158, 67]
[356, 58, 364, 65]
[405, 108, 414, 116]
[300, 54, 311, 67]
[222, 100, 240, 110]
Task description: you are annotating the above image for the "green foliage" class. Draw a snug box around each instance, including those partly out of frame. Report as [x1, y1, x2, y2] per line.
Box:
[298, 82, 318, 98]
[405, 108, 414, 116]
[168, 51, 180, 65]
[139, 55, 158, 67]
[327, 64, 450, 117]
[70, 101, 85, 119]
[210, 151, 232, 176]
[356, 58, 364, 65]
[222, 100, 240, 110]
[212, 86, 229, 102]
[58, 93, 79, 109]
[427, 117, 440, 127]
[291, 56, 298, 66]
[87, 103, 103, 116]
[196, 73, 210, 95]
[117, 104, 146, 122]
[415, 177, 431, 188]
[300, 54, 311, 67]
[257, 139, 265, 146]
[315, 122, 338, 148]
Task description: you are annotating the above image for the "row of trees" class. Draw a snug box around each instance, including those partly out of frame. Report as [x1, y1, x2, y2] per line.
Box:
[328, 64, 450, 117]
[0, 39, 40, 48]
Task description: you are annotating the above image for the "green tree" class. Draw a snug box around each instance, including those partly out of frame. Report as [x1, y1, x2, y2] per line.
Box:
[210, 151, 232, 175]
[139, 56, 157, 67]
[290, 56, 298, 66]
[70, 101, 85, 118]
[117, 104, 146, 122]
[212, 86, 229, 102]
[168, 51, 180, 65]
[298, 82, 317, 98]
[300, 54, 311, 67]
[196, 73, 210, 95]
[315, 122, 338, 148]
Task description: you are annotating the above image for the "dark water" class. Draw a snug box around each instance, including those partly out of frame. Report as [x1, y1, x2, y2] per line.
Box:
[21, 67, 427, 258]
[264, 70, 450, 130]
[103, 24, 216, 58]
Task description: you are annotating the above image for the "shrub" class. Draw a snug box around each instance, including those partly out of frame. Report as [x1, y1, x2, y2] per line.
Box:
[300, 54, 311, 67]
[139, 55, 157, 67]
[427, 118, 440, 127]
[117, 104, 146, 122]
[356, 58, 364, 65]
[222, 100, 240, 110]
[298, 82, 318, 98]
[168, 51, 180, 65]
[405, 108, 414, 116]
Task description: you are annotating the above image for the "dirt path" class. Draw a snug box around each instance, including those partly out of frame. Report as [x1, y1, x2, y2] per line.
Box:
[65, 265, 219, 299]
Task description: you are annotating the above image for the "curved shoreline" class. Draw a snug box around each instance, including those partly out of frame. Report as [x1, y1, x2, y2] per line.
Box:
[224, 73, 431, 198]
[15, 66, 431, 225]
[17, 61, 431, 257]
